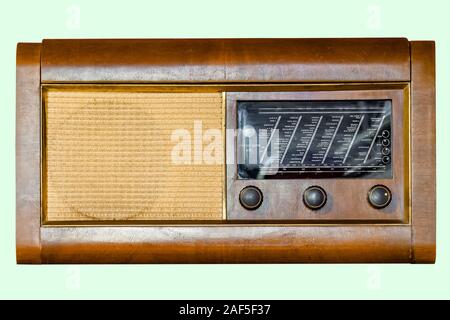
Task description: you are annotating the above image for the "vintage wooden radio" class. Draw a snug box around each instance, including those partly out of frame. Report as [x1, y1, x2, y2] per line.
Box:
[16, 38, 435, 263]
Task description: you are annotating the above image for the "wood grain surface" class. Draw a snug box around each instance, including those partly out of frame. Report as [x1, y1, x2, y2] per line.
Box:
[16, 43, 42, 263]
[40, 225, 411, 263]
[410, 41, 436, 263]
[41, 38, 410, 83]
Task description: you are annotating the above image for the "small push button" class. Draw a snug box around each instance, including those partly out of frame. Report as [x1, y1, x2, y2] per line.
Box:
[381, 155, 391, 164]
[368, 185, 392, 209]
[303, 186, 327, 210]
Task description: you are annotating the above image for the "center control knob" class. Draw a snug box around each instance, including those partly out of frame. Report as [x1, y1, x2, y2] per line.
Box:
[368, 185, 392, 209]
[303, 186, 327, 210]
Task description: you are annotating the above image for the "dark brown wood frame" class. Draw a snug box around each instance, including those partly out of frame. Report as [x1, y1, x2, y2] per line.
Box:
[16, 39, 435, 263]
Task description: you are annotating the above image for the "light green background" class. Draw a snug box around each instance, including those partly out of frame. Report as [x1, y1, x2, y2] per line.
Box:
[0, 0, 448, 299]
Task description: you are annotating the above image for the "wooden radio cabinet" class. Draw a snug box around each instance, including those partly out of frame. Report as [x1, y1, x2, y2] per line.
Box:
[16, 38, 435, 263]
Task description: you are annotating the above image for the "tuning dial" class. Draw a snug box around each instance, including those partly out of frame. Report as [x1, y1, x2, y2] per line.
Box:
[303, 186, 327, 210]
[239, 186, 263, 210]
[368, 185, 391, 209]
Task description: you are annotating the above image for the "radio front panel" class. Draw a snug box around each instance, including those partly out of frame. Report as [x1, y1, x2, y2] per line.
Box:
[16, 39, 435, 263]
[41, 85, 408, 224]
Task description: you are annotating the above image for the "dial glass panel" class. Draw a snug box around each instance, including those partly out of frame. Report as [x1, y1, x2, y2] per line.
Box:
[237, 100, 392, 179]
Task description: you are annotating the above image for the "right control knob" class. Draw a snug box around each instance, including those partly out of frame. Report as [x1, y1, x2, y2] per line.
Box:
[368, 185, 392, 209]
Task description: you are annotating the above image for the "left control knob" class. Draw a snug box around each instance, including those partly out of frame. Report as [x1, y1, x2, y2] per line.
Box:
[239, 186, 263, 210]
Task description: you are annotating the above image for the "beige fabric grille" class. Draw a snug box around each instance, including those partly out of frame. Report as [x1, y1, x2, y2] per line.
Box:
[43, 88, 224, 222]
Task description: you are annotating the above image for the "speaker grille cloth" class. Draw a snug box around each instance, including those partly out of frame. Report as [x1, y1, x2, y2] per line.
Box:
[43, 89, 224, 222]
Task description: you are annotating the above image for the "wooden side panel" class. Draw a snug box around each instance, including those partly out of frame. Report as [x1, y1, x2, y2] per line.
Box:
[16, 43, 42, 263]
[40, 226, 411, 263]
[411, 41, 436, 263]
[41, 38, 410, 83]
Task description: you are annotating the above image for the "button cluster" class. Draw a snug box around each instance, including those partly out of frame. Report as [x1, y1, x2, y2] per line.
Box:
[381, 130, 391, 164]
[239, 185, 392, 211]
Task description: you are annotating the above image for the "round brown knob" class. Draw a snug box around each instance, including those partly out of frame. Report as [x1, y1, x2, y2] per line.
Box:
[303, 186, 327, 210]
[239, 186, 263, 210]
[368, 185, 392, 209]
